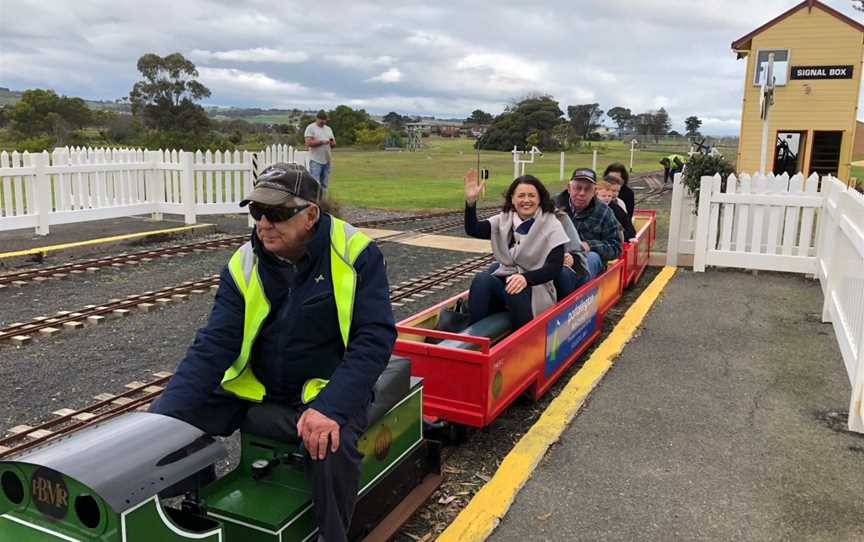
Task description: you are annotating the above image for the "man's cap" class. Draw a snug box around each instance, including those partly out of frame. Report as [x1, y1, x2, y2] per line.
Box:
[240, 163, 322, 207]
[316, 110, 328, 120]
[569, 168, 597, 184]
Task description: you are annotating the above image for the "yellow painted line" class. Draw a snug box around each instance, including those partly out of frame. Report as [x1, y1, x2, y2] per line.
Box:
[437, 266, 678, 542]
[0, 224, 213, 259]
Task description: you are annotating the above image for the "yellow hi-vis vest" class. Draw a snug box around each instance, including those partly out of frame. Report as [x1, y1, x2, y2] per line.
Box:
[220, 217, 371, 402]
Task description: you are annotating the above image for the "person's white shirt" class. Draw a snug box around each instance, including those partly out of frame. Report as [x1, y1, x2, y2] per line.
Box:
[304, 122, 335, 165]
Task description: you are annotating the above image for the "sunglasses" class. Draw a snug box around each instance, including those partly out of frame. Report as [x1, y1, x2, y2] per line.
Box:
[249, 202, 310, 223]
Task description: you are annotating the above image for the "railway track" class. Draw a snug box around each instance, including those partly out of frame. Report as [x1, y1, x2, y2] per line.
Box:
[0, 209, 491, 288]
[0, 253, 493, 457]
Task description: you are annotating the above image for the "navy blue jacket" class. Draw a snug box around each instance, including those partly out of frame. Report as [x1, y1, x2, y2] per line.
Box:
[554, 191, 622, 261]
[152, 214, 396, 426]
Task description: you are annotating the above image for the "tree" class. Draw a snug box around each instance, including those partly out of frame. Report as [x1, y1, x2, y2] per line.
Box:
[382, 111, 405, 131]
[684, 116, 702, 137]
[128, 53, 211, 136]
[327, 105, 375, 146]
[9, 89, 93, 137]
[465, 109, 493, 125]
[567, 103, 604, 139]
[476, 95, 564, 151]
[354, 126, 388, 149]
[606, 106, 632, 134]
[855, 0, 863, 11]
[650, 108, 671, 140]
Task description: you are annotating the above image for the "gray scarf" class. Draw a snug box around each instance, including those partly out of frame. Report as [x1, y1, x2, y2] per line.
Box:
[488, 210, 570, 317]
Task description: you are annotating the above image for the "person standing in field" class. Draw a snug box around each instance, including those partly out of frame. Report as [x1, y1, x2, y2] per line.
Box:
[305, 110, 336, 191]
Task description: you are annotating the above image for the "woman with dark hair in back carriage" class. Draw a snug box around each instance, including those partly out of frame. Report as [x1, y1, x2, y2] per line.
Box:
[603, 162, 635, 220]
[462, 169, 570, 329]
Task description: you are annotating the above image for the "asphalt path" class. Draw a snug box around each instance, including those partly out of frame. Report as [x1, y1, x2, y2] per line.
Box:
[491, 268, 864, 542]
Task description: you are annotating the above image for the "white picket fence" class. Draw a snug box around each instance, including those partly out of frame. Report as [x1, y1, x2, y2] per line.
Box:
[667, 172, 864, 432]
[0, 144, 308, 235]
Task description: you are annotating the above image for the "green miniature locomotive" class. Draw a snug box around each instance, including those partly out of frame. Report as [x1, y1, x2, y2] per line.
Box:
[0, 357, 438, 541]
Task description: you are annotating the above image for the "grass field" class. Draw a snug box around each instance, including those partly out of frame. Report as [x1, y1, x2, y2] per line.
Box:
[327, 137, 675, 209]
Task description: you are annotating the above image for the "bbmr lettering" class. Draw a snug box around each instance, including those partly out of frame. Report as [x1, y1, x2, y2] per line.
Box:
[32, 477, 68, 507]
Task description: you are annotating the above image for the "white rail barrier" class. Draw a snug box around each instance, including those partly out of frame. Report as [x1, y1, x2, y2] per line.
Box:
[0, 144, 303, 235]
[817, 177, 864, 432]
[668, 172, 864, 432]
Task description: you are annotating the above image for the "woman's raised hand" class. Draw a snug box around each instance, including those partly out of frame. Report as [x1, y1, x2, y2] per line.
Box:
[464, 168, 485, 204]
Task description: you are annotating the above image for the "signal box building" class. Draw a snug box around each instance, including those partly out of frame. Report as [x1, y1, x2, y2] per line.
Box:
[732, 0, 864, 179]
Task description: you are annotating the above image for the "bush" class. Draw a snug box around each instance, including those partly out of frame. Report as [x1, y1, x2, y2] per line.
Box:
[354, 126, 387, 149]
[682, 153, 736, 202]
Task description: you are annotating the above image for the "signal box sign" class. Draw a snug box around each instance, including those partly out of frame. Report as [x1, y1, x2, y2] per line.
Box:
[790, 65, 853, 80]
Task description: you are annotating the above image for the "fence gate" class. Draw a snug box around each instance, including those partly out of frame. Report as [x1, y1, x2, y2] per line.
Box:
[692, 172, 823, 273]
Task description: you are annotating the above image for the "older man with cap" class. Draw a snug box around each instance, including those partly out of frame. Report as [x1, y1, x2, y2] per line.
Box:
[150, 163, 395, 542]
[553, 168, 622, 297]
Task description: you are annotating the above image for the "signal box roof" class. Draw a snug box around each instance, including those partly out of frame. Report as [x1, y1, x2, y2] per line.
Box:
[731, 0, 864, 52]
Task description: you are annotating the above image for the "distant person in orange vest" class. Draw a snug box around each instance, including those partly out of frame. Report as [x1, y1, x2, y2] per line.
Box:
[305, 110, 336, 191]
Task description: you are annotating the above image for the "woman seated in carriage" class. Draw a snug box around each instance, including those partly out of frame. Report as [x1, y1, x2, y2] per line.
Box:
[462, 169, 570, 329]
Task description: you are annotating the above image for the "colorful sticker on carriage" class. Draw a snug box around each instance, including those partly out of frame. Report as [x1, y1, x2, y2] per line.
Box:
[545, 287, 598, 377]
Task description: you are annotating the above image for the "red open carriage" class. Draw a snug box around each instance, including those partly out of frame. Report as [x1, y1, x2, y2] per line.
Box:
[393, 210, 656, 428]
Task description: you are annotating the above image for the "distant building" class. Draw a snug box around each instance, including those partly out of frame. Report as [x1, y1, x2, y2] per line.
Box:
[405, 119, 464, 136]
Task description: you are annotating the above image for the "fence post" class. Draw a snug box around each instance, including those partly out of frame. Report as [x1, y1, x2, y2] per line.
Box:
[692, 175, 714, 272]
[244, 151, 255, 228]
[147, 150, 164, 221]
[851, 322, 864, 432]
[34, 151, 51, 236]
[592, 150, 597, 171]
[559, 152, 565, 181]
[180, 151, 196, 225]
[666, 172, 685, 266]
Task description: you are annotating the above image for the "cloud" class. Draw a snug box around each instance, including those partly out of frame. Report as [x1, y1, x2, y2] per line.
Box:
[197, 67, 311, 95]
[190, 48, 309, 63]
[366, 68, 403, 83]
[1, 0, 862, 134]
[324, 54, 395, 69]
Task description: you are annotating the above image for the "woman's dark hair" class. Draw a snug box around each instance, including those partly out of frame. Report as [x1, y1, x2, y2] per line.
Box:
[501, 175, 556, 214]
[603, 162, 629, 185]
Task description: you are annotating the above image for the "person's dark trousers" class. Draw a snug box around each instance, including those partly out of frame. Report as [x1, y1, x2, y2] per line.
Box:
[670, 166, 683, 182]
[150, 392, 367, 542]
[306, 406, 367, 542]
[663, 167, 672, 184]
[468, 271, 533, 329]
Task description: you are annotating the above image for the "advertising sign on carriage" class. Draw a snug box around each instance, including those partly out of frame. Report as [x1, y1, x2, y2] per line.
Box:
[545, 287, 598, 378]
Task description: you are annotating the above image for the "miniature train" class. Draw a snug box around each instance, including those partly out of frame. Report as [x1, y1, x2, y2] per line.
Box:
[0, 357, 439, 541]
[394, 210, 656, 428]
[0, 211, 655, 541]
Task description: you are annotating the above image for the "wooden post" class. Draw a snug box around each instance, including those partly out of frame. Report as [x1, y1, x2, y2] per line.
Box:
[666, 172, 685, 266]
[147, 150, 163, 221]
[692, 175, 714, 272]
[559, 152, 565, 181]
[180, 151, 196, 225]
[34, 151, 51, 236]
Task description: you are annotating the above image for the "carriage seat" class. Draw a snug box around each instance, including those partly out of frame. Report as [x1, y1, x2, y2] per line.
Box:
[239, 356, 411, 443]
[436, 312, 512, 351]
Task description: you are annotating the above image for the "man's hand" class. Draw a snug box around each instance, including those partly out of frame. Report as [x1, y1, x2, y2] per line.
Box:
[297, 408, 340, 460]
[581, 241, 590, 252]
[505, 273, 527, 295]
[563, 252, 574, 269]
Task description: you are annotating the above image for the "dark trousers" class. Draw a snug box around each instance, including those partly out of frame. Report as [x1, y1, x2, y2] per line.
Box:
[468, 271, 533, 329]
[151, 393, 366, 542]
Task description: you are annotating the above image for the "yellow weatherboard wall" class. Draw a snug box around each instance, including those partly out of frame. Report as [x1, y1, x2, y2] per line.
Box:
[733, 1, 864, 180]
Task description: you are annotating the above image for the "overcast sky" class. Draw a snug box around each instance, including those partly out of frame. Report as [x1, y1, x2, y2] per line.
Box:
[1, 0, 861, 135]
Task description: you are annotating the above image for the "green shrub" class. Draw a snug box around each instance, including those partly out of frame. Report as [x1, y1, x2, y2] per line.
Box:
[682, 153, 736, 202]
